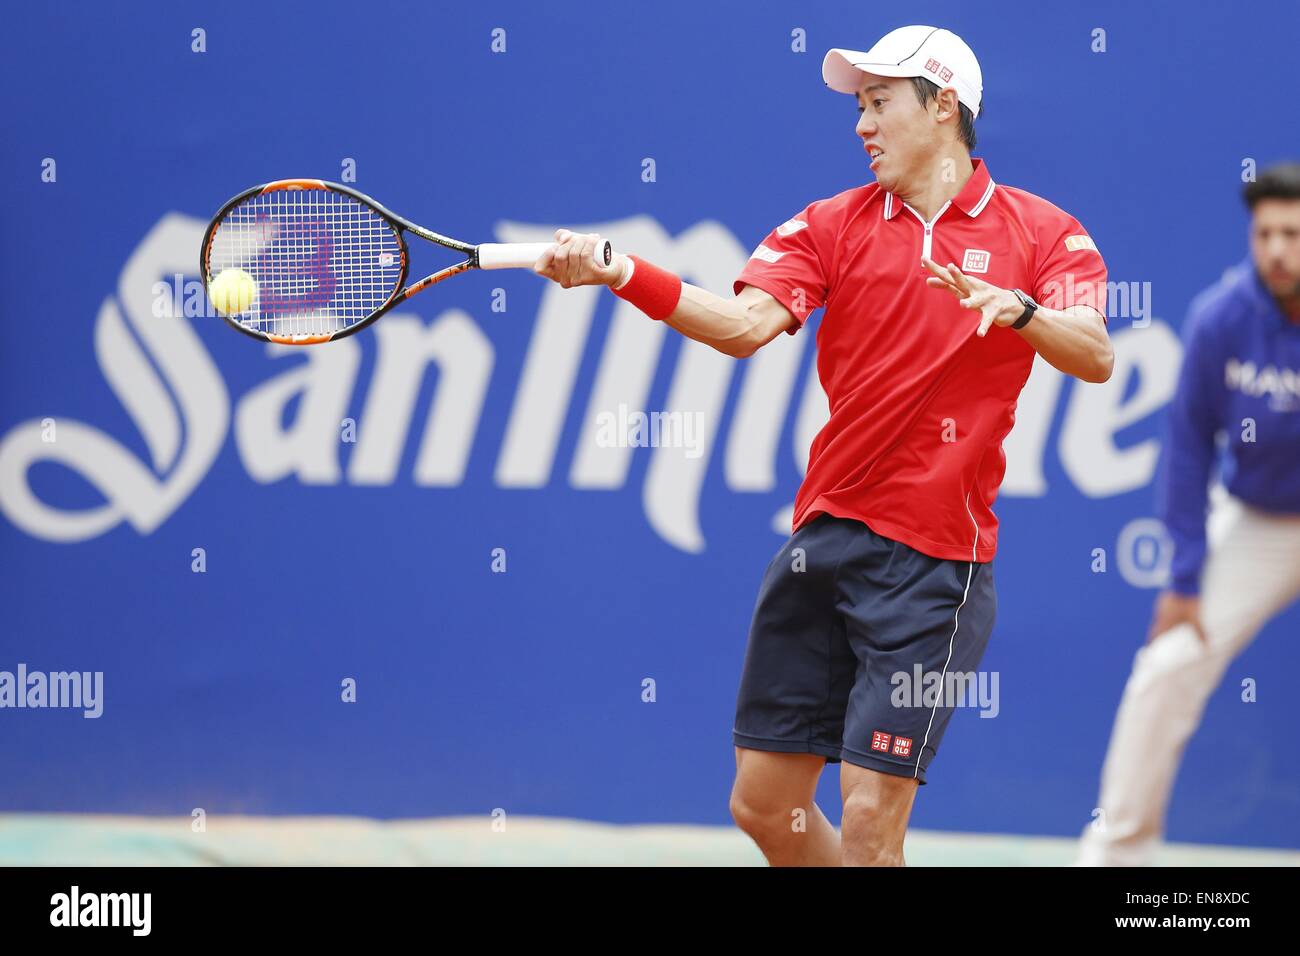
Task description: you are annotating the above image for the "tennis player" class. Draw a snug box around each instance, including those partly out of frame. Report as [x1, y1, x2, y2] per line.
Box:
[535, 25, 1113, 866]
[1076, 162, 1300, 866]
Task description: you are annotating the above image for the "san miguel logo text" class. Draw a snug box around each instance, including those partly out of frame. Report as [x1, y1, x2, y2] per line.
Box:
[0, 213, 1184, 551]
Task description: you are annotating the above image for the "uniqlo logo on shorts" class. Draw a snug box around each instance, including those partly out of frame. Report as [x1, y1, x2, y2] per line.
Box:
[892, 736, 913, 757]
[924, 58, 940, 74]
[870, 731, 892, 753]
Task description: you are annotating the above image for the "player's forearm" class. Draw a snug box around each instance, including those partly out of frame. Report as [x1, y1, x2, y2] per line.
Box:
[608, 254, 763, 357]
[659, 282, 761, 357]
[1016, 306, 1114, 383]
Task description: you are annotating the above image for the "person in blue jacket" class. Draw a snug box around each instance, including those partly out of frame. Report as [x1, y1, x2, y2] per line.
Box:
[1078, 162, 1300, 866]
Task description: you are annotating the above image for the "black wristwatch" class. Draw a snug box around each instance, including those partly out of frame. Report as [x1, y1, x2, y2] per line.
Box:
[1010, 288, 1038, 330]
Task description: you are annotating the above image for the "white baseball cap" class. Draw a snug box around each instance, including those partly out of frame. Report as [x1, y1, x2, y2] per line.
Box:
[822, 25, 983, 117]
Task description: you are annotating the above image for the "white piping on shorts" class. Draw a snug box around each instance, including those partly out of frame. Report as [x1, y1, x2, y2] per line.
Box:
[913, 490, 981, 779]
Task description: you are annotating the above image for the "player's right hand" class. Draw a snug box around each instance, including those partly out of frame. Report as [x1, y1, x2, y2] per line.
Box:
[533, 229, 626, 289]
[1146, 591, 1207, 646]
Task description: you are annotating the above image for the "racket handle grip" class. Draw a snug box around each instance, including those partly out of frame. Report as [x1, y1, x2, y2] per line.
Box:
[477, 240, 614, 270]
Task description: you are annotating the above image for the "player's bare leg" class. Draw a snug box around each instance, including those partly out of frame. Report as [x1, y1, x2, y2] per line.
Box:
[729, 749, 840, 866]
[839, 762, 919, 867]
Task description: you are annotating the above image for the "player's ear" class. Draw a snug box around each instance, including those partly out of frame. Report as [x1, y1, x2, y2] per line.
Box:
[934, 87, 960, 123]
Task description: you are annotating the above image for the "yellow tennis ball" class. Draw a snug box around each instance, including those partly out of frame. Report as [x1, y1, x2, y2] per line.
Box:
[208, 268, 257, 316]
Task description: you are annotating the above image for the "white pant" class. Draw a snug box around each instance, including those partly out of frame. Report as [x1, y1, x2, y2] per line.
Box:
[1076, 491, 1300, 865]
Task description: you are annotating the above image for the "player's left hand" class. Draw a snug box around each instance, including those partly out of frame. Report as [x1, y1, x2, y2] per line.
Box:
[921, 257, 1024, 337]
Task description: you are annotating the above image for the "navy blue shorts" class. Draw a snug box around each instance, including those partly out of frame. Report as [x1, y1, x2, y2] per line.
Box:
[733, 513, 996, 785]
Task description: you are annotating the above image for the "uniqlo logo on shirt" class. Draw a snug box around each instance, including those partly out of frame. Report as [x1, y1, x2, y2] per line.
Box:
[924, 58, 940, 74]
[962, 249, 990, 273]
[892, 736, 913, 758]
[870, 731, 892, 753]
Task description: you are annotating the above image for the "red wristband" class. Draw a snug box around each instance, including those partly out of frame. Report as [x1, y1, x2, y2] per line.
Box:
[611, 255, 682, 321]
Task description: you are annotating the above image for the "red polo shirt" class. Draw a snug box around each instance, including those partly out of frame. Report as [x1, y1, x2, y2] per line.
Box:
[733, 159, 1107, 562]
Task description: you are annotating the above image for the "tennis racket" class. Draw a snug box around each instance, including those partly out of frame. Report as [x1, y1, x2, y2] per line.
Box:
[199, 179, 612, 345]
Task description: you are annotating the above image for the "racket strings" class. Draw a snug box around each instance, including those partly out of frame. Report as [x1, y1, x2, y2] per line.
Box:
[207, 188, 403, 338]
